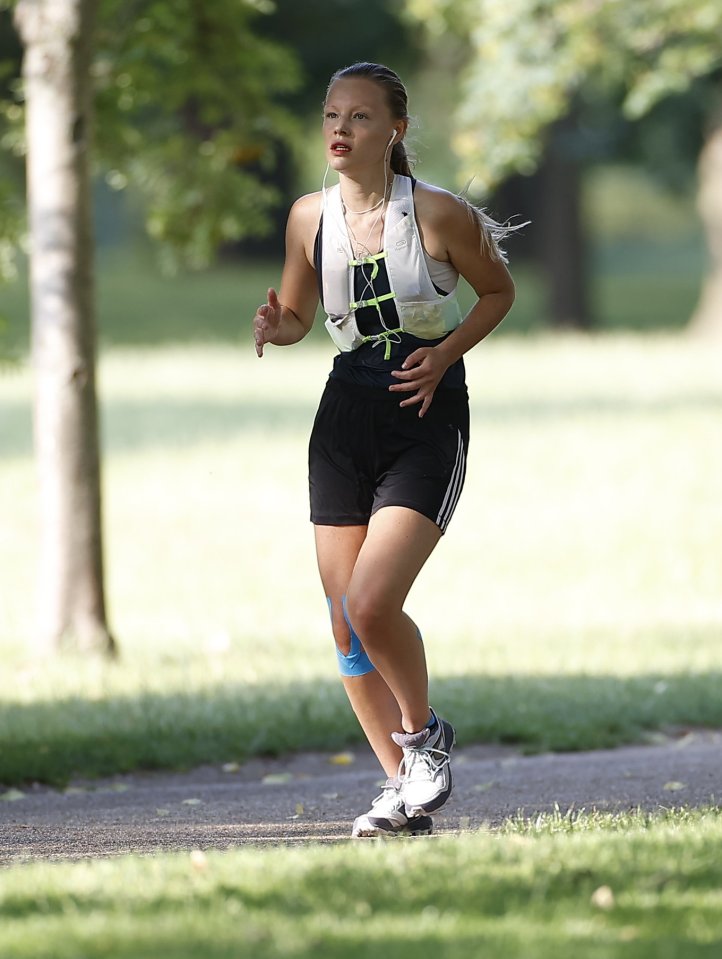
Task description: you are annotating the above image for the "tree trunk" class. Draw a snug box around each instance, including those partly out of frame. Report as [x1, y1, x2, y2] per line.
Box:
[690, 109, 722, 338]
[15, 0, 116, 656]
[537, 112, 593, 329]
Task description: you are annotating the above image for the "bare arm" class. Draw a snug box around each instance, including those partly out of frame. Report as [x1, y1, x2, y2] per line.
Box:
[389, 186, 516, 414]
[253, 194, 320, 356]
[431, 195, 516, 365]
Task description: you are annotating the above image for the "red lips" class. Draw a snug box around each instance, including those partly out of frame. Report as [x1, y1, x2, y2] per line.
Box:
[330, 141, 351, 153]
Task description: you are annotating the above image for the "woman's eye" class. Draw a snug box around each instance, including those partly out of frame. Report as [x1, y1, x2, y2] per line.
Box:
[325, 112, 337, 119]
[353, 113, 368, 120]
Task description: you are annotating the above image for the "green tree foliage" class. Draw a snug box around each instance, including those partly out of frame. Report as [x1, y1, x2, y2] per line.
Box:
[406, 0, 722, 190]
[253, 0, 418, 114]
[0, 0, 301, 274]
[230, 0, 419, 251]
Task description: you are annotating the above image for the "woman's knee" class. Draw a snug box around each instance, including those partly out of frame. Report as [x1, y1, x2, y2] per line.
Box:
[345, 590, 396, 645]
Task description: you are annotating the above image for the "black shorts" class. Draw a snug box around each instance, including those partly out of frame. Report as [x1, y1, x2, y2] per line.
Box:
[308, 377, 470, 533]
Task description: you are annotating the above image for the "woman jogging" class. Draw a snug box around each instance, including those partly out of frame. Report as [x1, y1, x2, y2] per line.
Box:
[253, 62, 517, 838]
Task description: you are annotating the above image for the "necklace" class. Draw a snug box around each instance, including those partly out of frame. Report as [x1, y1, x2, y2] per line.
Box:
[341, 195, 385, 216]
[344, 206, 386, 258]
[342, 175, 392, 257]
[341, 175, 393, 216]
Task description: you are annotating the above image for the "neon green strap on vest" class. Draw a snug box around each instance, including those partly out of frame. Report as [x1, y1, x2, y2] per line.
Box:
[348, 251, 387, 281]
[348, 253, 401, 358]
[349, 290, 397, 312]
[361, 327, 404, 360]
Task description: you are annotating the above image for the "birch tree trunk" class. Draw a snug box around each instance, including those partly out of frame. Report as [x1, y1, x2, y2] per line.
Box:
[15, 0, 116, 655]
[690, 109, 722, 339]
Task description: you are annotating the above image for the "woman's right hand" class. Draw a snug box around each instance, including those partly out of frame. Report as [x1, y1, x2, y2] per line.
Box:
[253, 288, 281, 358]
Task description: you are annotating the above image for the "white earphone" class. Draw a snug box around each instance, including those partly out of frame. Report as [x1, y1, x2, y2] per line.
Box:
[388, 131, 397, 146]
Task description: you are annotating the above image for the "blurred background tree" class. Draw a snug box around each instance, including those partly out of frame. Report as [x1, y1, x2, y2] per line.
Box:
[405, 0, 722, 332]
[0, 0, 299, 656]
[229, 0, 420, 255]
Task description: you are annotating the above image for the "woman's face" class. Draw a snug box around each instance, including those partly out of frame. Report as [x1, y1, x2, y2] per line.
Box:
[323, 77, 399, 172]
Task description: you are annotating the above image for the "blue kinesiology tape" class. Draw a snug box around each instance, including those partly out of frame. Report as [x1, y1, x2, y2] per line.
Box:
[326, 595, 376, 677]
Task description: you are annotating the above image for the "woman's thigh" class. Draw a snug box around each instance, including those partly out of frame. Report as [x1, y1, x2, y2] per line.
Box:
[313, 507, 440, 640]
[346, 506, 442, 622]
[314, 524, 367, 647]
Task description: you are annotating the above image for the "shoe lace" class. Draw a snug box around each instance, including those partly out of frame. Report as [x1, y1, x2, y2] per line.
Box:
[398, 743, 450, 783]
[370, 778, 404, 814]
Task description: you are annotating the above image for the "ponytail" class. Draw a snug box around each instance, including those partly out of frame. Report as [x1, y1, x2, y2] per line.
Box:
[390, 141, 413, 177]
[459, 198, 528, 264]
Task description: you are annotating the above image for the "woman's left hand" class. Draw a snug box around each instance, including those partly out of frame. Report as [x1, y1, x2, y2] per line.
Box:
[388, 346, 449, 417]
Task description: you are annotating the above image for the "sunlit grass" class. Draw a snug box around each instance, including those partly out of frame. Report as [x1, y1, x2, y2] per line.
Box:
[1, 331, 720, 783]
[1, 808, 721, 958]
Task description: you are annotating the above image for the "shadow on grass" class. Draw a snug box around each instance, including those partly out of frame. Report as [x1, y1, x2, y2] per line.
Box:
[0, 396, 320, 460]
[2, 388, 721, 461]
[1, 670, 721, 787]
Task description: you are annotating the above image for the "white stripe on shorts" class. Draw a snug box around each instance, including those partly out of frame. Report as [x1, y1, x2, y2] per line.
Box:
[436, 429, 465, 532]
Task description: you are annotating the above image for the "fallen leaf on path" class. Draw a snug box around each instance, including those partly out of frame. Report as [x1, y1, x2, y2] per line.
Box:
[295, 803, 304, 816]
[99, 783, 130, 794]
[156, 807, 170, 816]
[262, 772, 293, 785]
[0, 789, 24, 802]
[63, 786, 88, 796]
[222, 762, 240, 773]
[663, 781, 686, 792]
[322, 792, 340, 800]
[182, 798, 203, 805]
[329, 752, 355, 765]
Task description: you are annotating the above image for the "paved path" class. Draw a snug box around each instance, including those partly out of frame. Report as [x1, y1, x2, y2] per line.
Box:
[1, 730, 720, 864]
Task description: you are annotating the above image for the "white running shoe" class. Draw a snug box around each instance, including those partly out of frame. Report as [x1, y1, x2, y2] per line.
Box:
[351, 778, 433, 838]
[392, 709, 456, 816]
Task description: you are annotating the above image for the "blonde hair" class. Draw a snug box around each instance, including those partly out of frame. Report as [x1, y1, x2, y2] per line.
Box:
[458, 195, 528, 264]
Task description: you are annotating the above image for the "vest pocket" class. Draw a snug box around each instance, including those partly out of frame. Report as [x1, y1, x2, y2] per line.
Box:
[324, 313, 365, 352]
[397, 295, 462, 339]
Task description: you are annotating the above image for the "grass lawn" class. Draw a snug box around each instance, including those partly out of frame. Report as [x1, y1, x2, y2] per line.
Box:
[1, 809, 721, 958]
[0, 317, 720, 785]
[1, 251, 720, 959]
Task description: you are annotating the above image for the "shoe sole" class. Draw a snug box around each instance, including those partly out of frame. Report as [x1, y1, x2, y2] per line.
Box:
[404, 720, 456, 817]
[352, 815, 433, 839]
